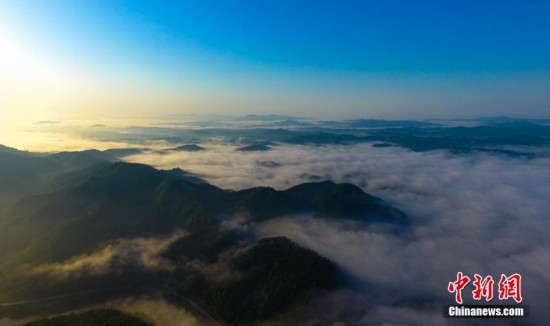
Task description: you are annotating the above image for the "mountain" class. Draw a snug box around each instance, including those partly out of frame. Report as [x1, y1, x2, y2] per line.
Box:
[47, 149, 118, 169]
[237, 114, 300, 121]
[0, 146, 141, 207]
[179, 237, 343, 324]
[163, 167, 207, 184]
[346, 119, 439, 128]
[236, 144, 272, 151]
[0, 160, 406, 323]
[284, 132, 364, 145]
[102, 148, 143, 157]
[269, 119, 312, 127]
[0, 151, 63, 207]
[0, 162, 405, 264]
[364, 123, 550, 155]
[0, 144, 34, 157]
[451, 116, 550, 125]
[232, 181, 406, 223]
[168, 144, 206, 152]
[256, 160, 282, 168]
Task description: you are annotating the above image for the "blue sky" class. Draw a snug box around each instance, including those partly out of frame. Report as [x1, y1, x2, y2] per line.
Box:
[1, 0, 549, 120]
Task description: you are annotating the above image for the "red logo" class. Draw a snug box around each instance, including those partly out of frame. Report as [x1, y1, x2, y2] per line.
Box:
[498, 273, 522, 303]
[448, 272, 522, 304]
[472, 274, 494, 301]
[448, 272, 470, 304]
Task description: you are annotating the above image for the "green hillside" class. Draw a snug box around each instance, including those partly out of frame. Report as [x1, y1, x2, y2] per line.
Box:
[179, 237, 343, 324]
[0, 158, 406, 323]
[0, 161, 405, 267]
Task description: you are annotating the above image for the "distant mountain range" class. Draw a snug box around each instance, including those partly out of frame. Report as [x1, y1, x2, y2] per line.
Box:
[236, 114, 302, 121]
[68, 116, 550, 159]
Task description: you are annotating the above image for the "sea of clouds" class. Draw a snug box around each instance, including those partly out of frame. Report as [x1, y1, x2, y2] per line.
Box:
[125, 143, 550, 325]
[8, 140, 548, 325]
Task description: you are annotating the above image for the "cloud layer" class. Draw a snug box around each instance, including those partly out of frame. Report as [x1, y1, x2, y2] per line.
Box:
[128, 143, 550, 324]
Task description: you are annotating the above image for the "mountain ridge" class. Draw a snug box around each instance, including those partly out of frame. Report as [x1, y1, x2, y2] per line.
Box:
[0, 153, 407, 324]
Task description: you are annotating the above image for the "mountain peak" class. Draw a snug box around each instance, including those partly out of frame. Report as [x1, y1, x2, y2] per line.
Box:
[169, 144, 206, 152]
[237, 144, 272, 151]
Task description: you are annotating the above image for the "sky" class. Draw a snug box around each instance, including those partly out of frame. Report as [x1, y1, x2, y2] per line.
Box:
[1, 0, 550, 123]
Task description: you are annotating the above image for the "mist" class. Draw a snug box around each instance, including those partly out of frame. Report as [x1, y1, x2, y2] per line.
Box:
[112, 298, 202, 326]
[127, 143, 550, 324]
[31, 231, 187, 279]
[4, 134, 549, 324]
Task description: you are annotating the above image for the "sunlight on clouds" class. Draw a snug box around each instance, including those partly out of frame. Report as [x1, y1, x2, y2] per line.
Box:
[0, 119, 135, 152]
[31, 231, 186, 279]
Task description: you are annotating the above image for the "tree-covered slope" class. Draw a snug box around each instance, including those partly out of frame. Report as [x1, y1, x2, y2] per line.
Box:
[180, 237, 343, 324]
[0, 161, 405, 266]
[0, 160, 407, 323]
[0, 151, 63, 207]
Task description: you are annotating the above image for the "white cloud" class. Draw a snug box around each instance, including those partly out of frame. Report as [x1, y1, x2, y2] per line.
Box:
[27, 142, 550, 324]
[32, 231, 187, 278]
[126, 143, 550, 324]
[113, 298, 202, 326]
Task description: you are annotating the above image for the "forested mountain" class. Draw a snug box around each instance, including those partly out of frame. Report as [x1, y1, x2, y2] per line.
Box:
[0, 148, 406, 324]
